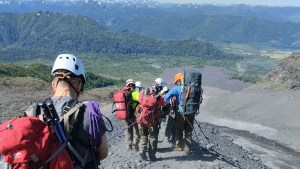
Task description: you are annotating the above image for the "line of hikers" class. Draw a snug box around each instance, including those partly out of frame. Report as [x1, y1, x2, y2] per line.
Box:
[0, 53, 202, 168]
[113, 65, 203, 162]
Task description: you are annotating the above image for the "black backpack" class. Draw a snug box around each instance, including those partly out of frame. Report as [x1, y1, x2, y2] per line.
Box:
[179, 71, 203, 115]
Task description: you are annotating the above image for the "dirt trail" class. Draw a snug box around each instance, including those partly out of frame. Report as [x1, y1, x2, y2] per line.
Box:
[1, 66, 300, 169]
[99, 103, 268, 169]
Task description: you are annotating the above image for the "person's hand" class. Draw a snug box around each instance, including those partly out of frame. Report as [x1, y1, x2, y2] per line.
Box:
[162, 86, 168, 93]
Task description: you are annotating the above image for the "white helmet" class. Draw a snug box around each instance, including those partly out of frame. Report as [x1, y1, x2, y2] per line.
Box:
[154, 77, 164, 87]
[135, 81, 142, 87]
[51, 54, 86, 83]
[126, 79, 135, 87]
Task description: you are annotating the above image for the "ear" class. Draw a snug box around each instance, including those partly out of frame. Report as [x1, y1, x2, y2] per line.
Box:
[77, 81, 84, 92]
[52, 80, 57, 91]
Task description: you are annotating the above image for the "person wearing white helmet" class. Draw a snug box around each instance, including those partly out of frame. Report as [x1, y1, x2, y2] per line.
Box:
[25, 54, 108, 168]
[135, 81, 143, 92]
[152, 77, 165, 95]
[50, 54, 86, 99]
[139, 77, 166, 162]
[124, 79, 140, 151]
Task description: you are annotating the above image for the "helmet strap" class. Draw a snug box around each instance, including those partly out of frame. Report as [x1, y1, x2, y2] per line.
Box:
[54, 77, 82, 100]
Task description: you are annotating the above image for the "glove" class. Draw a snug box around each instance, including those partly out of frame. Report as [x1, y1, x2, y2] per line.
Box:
[162, 86, 168, 93]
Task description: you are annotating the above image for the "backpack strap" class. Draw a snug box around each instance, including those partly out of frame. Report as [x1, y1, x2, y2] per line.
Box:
[62, 103, 90, 167]
[63, 103, 84, 138]
[183, 86, 191, 112]
[32, 103, 38, 117]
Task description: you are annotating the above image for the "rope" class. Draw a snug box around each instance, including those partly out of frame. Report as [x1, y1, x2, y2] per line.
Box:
[194, 119, 210, 143]
[108, 106, 159, 142]
[108, 121, 137, 142]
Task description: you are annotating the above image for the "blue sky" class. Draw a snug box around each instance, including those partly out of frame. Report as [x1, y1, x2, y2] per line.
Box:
[156, 0, 300, 7]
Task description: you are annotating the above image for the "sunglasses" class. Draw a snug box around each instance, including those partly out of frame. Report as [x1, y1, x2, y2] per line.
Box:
[128, 84, 135, 87]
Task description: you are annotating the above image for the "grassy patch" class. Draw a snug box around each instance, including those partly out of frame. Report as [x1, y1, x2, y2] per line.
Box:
[3, 51, 278, 84]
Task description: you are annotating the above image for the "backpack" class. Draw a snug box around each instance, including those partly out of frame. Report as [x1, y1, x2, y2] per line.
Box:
[112, 87, 132, 120]
[136, 90, 164, 128]
[0, 116, 73, 169]
[180, 71, 203, 115]
[0, 100, 105, 169]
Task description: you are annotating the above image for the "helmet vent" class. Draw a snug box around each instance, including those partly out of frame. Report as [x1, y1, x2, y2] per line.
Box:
[66, 56, 69, 59]
[75, 64, 79, 70]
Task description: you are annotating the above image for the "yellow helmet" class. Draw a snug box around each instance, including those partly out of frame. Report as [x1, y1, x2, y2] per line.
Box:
[174, 72, 183, 84]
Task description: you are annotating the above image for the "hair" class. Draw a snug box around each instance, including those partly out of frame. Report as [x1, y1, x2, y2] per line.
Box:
[52, 76, 83, 93]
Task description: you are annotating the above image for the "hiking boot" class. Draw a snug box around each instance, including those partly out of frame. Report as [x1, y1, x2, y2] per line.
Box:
[139, 152, 148, 161]
[173, 145, 183, 151]
[148, 155, 157, 162]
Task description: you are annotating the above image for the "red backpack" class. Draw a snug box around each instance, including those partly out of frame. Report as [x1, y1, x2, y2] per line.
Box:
[112, 87, 132, 120]
[0, 100, 106, 169]
[0, 116, 73, 169]
[136, 90, 165, 128]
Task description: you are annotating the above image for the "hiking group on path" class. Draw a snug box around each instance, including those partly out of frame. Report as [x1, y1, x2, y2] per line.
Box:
[113, 66, 202, 162]
[0, 54, 202, 169]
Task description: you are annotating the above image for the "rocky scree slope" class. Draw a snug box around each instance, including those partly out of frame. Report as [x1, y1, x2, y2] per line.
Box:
[257, 52, 300, 89]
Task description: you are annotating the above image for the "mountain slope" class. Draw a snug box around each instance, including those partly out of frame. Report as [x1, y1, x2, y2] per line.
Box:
[109, 15, 300, 48]
[2, 1, 300, 49]
[256, 52, 300, 89]
[0, 12, 232, 59]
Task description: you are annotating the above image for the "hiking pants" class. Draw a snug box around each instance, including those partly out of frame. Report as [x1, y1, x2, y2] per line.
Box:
[175, 114, 195, 152]
[125, 115, 140, 147]
[164, 113, 176, 141]
[139, 125, 159, 158]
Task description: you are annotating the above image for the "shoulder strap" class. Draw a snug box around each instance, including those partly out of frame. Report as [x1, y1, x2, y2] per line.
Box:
[63, 103, 85, 138]
[32, 103, 40, 117]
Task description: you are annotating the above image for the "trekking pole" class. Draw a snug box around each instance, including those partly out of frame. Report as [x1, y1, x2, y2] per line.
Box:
[194, 120, 209, 142]
[185, 115, 202, 156]
[46, 100, 67, 142]
[38, 101, 63, 143]
[194, 120, 215, 150]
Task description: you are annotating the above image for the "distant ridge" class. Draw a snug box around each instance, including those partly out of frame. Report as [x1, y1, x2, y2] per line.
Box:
[0, 12, 233, 59]
[2, 1, 300, 49]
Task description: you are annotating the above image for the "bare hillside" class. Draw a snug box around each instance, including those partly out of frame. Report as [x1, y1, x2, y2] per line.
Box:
[256, 52, 300, 89]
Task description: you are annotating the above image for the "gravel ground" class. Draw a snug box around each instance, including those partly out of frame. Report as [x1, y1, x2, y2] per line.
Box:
[1, 66, 299, 169]
[99, 103, 269, 169]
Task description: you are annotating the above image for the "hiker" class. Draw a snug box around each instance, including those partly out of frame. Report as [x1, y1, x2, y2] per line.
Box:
[152, 77, 165, 95]
[164, 72, 190, 154]
[135, 81, 143, 92]
[165, 71, 202, 155]
[161, 86, 176, 146]
[124, 79, 141, 151]
[25, 54, 108, 168]
[138, 77, 166, 162]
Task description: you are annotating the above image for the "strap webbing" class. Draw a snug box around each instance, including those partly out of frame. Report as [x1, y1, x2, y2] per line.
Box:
[63, 103, 84, 137]
[45, 141, 68, 163]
